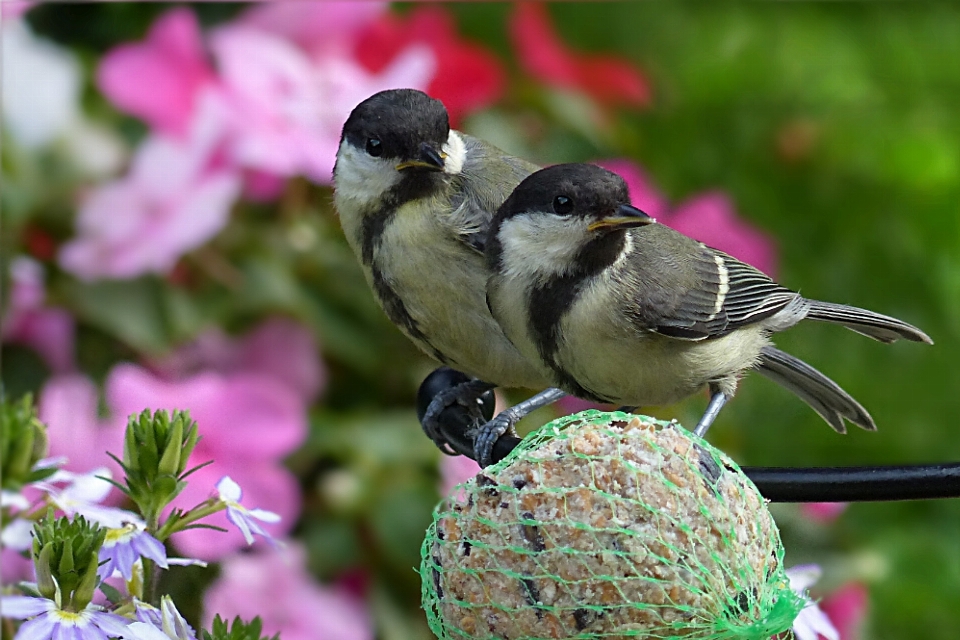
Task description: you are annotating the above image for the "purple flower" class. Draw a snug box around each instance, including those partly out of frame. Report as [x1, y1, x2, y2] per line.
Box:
[125, 597, 196, 640]
[98, 525, 168, 581]
[216, 476, 281, 546]
[0, 596, 130, 640]
[787, 564, 840, 640]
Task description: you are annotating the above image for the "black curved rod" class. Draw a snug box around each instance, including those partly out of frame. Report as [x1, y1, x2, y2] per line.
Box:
[430, 398, 960, 502]
[742, 463, 960, 502]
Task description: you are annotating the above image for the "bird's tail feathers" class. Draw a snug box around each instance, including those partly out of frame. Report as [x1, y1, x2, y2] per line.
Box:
[755, 346, 876, 433]
[804, 300, 932, 345]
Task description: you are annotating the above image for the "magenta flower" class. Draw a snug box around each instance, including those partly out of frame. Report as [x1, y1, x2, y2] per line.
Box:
[97, 8, 216, 138]
[203, 543, 373, 640]
[208, 18, 435, 185]
[38, 374, 125, 483]
[105, 364, 305, 561]
[439, 455, 481, 498]
[599, 158, 778, 275]
[59, 93, 242, 280]
[2, 257, 75, 374]
[97, 525, 168, 581]
[150, 317, 326, 405]
[215, 476, 281, 546]
[800, 502, 849, 524]
[668, 192, 778, 276]
[0, 596, 130, 640]
[820, 583, 869, 640]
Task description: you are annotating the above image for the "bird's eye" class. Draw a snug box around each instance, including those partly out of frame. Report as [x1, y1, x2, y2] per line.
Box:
[366, 138, 383, 157]
[553, 195, 574, 215]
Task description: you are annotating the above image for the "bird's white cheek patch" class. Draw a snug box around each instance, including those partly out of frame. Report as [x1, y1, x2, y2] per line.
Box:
[498, 215, 588, 281]
[442, 130, 467, 175]
[334, 142, 401, 204]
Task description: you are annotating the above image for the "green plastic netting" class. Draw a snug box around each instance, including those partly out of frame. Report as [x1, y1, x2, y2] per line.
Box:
[421, 411, 803, 640]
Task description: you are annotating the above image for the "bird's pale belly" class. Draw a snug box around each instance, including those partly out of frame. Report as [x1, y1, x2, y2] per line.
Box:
[555, 306, 770, 407]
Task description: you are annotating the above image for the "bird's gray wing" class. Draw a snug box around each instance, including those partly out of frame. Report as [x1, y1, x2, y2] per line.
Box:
[621, 226, 798, 340]
[447, 135, 539, 255]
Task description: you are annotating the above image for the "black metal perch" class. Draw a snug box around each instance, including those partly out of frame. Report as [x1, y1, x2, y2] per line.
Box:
[417, 367, 960, 503]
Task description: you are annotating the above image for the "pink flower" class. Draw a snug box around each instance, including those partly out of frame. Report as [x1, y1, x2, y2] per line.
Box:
[97, 8, 216, 137]
[150, 317, 326, 406]
[668, 192, 778, 276]
[510, 3, 651, 109]
[208, 15, 435, 185]
[800, 502, 849, 524]
[1, 2, 33, 20]
[600, 159, 778, 276]
[236, 1, 385, 57]
[38, 374, 126, 482]
[1, 257, 75, 373]
[820, 583, 868, 640]
[595, 160, 670, 219]
[203, 543, 372, 640]
[59, 94, 241, 280]
[439, 456, 481, 498]
[354, 5, 506, 126]
[105, 364, 306, 561]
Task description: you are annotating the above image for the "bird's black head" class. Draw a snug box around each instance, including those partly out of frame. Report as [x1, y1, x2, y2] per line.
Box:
[340, 89, 450, 172]
[487, 164, 655, 275]
[496, 164, 637, 224]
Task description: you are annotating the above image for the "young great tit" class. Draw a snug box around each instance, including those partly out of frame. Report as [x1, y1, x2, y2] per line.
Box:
[482, 163, 932, 463]
[333, 89, 562, 452]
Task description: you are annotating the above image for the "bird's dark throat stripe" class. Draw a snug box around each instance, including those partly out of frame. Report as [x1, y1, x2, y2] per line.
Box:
[362, 174, 450, 365]
[527, 233, 623, 403]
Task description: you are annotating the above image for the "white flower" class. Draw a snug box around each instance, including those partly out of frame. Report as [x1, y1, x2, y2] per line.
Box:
[37, 468, 144, 529]
[1, 20, 81, 148]
[215, 476, 280, 546]
[787, 564, 840, 640]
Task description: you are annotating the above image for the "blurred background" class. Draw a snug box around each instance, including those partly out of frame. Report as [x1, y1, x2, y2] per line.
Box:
[2, 2, 959, 639]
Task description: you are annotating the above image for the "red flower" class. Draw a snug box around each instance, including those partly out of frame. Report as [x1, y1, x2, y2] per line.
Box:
[354, 6, 506, 126]
[510, 3, 651, 108]
[820, 583, 869, 640]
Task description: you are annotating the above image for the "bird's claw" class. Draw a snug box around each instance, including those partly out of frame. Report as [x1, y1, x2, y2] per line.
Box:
[473, 410, 518, 468]
[421, 380, 491, 456]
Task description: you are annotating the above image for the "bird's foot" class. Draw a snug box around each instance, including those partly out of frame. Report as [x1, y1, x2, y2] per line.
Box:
[420, 377, 494, 456]
[472, 387, 568, 467]
[473, 409, 520, 468]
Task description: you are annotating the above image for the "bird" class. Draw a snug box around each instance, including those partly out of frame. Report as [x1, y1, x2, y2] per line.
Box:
[333, 88, 564, 453]
[481, 162, 932, 465]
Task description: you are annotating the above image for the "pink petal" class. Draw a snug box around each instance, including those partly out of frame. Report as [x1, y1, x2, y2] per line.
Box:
[595, 159, 670, 219]
[820, 583, 869, 640]
[238, 1, 386, 55]
[237, 318, 325, 404]
[667, 191, 778, 276]
[38, 374, 126, 485]
[203, 544, 372, 640]
[106, 365, 307, 462]
[97, 8, 215, 136]
[439, 456, 481, 498]
[800, 502, 849, 524]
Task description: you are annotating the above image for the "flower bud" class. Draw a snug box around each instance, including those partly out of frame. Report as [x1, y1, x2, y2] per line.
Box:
[118, 409, 200, 522]
[31, 512, 106, 612]
[0, 394, 54, 492]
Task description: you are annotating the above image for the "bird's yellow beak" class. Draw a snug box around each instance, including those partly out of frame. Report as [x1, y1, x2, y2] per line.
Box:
[587, 204, 656, 232]
[396, 143, 446, 172]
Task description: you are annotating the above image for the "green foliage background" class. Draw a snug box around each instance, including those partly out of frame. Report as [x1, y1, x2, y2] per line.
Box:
[4, 3, 959, 639]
